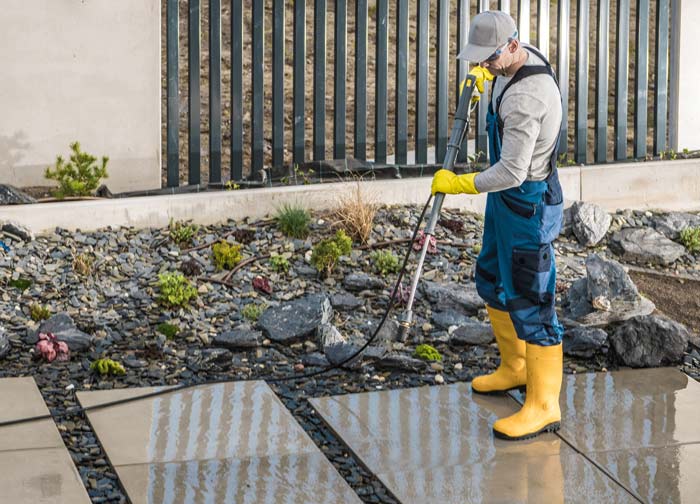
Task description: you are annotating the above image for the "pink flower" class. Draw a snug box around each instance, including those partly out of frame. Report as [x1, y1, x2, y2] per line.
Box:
[35, 332, 70, 363]
[413, 231, 438, 254]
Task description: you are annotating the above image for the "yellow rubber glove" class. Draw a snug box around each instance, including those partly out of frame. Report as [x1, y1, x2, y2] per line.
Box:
[459, 66, 495, 103]
[431, 169, 480, 195]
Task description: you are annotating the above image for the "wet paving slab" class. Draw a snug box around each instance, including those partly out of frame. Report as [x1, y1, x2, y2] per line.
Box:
[310, 381, 637, 503]
[77, 381, 361, 504]
[0, 377, 90, 503]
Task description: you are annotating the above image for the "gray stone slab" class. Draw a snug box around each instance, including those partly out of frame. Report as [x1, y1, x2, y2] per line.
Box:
[310, 383, 634, 503]
[78, 381, 361, 504]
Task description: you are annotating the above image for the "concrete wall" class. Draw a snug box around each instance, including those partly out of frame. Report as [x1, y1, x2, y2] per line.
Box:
[676, 0, 700, 150]
[0, 0, 161, 193]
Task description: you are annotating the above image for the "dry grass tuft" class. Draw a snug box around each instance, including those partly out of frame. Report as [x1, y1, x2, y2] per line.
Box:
[329, 181, 378, 245]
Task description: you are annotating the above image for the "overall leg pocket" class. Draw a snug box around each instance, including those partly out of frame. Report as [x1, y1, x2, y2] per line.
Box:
[538, 201, 563, 243]
[511, 245, 552, 304]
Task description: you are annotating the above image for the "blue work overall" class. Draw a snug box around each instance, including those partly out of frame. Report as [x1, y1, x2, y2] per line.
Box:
[474, 47, 564, 346]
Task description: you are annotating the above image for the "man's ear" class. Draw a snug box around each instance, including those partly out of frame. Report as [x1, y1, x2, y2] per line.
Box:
[509, 39, 520, 54]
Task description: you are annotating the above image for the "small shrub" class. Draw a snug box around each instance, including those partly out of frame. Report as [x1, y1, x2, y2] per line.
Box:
[90, 358, 126, 376]
[414, 344, 442, 362]
[225, 180, 241, 190]
[241, 302, 266, 322]
[371, 250, 401, 277]
[310, 229, 352, 277]
[275, 204, 311, 239]
[30, 304, 51, 322]
[44, 142, 108, 199]
[73, 252, 94, 276]
[169, 219, 198, 245]
[680, 227, 700, 253]
[269, 254, 290, 273]
[9, 278, 32, 291]
[35, 332, 69, 363]
[212, 241, 243, 270]
[158, 272, 197, 308]
[331, 182, 378, 245]
[156, 322, 180, 339]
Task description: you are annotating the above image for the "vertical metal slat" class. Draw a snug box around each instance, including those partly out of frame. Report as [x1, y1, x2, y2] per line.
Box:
[188, 0, 201, 185]
[575, 0, 589, 164]
[354, 0, 367, 160]
[375, 0, 388, 163]
[313, 0, 327, 161]
[457, 0, 470, 162]
[518, 0, 530, 44]
[293, 1, 306, 165]
[272, 0, 285, 169]
[654, 0, 670, 155]
[251, 0, 264, 177]
[435, 0, 449, 162]
[209, 0, 222, 184]
[615, 0, 630, 160]
[231, 0, 243, 180]
[538, 0, 550, 60]
[415, 0, 429, 164]
[334, 0, 347, 160]
[395, 0, 408, 165]
[166, 0, 179, 187]
[668, 0, 681, 151]
[557, 0, 570, 155]
[635, 0, 650, 159]
[498, 0, 511, 13]
[476, 0, 490, 160]
[595, 0, 610, 163]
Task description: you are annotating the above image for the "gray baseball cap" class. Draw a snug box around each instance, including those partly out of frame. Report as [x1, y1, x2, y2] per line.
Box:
[457, 10, 518, 62]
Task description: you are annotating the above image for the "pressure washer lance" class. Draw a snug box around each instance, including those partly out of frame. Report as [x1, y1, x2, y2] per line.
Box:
[398, 73, 481, 342]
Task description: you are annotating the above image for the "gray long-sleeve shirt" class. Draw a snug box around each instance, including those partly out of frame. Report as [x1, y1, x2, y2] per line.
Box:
[473, 47, 562, 193]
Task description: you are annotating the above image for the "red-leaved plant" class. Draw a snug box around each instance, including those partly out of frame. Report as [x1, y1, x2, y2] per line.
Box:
[391, 282, 411, 307]
[252, 275, 272, 295]
[413, 231, 438, 254]
[35, 332, 70, 362]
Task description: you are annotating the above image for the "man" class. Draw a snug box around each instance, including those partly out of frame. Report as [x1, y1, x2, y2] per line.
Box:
[431, 10, 564, 441]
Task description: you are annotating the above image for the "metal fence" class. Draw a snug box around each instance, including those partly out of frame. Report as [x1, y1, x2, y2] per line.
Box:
[164, 0, 680, 188]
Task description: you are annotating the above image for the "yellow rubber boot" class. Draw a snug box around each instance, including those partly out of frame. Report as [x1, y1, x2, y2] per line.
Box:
[471, 305, 527, 394]
[492, 343, 563, 441]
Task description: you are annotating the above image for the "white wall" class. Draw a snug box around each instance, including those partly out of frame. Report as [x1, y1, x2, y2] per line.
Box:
[0, 0, 161, 193]
[676, 0, 700, 150]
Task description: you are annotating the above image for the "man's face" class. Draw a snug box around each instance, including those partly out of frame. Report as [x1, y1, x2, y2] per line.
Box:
[480, 40, 518, 76]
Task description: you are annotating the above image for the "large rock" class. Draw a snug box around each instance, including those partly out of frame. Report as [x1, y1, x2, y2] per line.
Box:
[2, 222, 33, 242]
[570, 201, 612, 246]
[321, 323, 387, 369]
[258, 294, 332, 343]
[25, 313, 94, 352]
[375, 353, 428, 372]
[330, 293, 363, 311]
[563, 327, 608, 358]
[610, 315, 689, 367]
[431, 311, 472, 330]
[213, 325, 262, 349]
[449, 319, 494, 346]
[561, 254, 655, 327]
[0, 184, 36, 205]
[0, 326, 9, 359]
[652, 212, 700, 240]
[609, 227, 686, 265]
[421, 281, 483, 315]
[343, 273, 384, 292]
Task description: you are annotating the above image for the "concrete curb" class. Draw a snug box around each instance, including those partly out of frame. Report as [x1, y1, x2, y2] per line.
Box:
[2, 159, 699, 235]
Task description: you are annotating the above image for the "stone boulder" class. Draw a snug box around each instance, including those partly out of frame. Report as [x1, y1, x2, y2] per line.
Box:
[651, 212, 700, 240]
[258, 294, 332, 343]
[25, 313, 94, 352]
[563, 326, 608, 358]
[0, 184, 36, 205]
[421, 280, 483, 316]
[431, 311, 472, 330]
[343, 273, 384, 292]
[213, 325, 262, 349]
[609, 227, 686, 265]
[449, 319, 494, 346]
[2, 222, 33, 242]
[610, 315, 689, 367]
[0, 326, 9, 359]
[570, 201, 612, 246]
[330, 293, 363, 311]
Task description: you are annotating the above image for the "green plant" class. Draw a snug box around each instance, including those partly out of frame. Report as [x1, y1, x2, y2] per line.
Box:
[275, 204, 311, 239]
[269, 254, 290, 273]
[225, 180, 241, 190]
[472, 243, 482, 255]
[212, 240, 243, 270]
[90, 358, 126, 376]
[679, 227, 700, 253]
[241, 302, 266, 322]
[556, 153, 576, 167]
[156, 322, 181, 339]
[414, 344, 443, 362]
[44, 142, 108, 199]
[169, 219, 198, 245]
[9, 278, 31, 291]
[157, 272, 197, 308]
[30, 304, 51, 322]
[370, 250, 401, 277]
[310, 229, 352, 277]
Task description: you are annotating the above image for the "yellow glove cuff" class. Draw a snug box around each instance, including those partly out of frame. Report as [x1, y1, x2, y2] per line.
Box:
[431, 169, 480, 195]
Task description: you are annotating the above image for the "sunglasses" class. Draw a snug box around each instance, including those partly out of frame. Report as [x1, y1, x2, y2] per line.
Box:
[482, 31, 519, 63]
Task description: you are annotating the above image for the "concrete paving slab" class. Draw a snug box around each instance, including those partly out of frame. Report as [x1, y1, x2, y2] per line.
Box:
[509, 368, 700, 453]
[589, 443, 700, 504]
[0, 376, 64, 452]
[310, 382, 635, 503]
[78, 381, 361, 504]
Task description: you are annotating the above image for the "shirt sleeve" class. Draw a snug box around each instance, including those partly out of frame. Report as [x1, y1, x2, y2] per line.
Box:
[474, 92, 546, 193]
